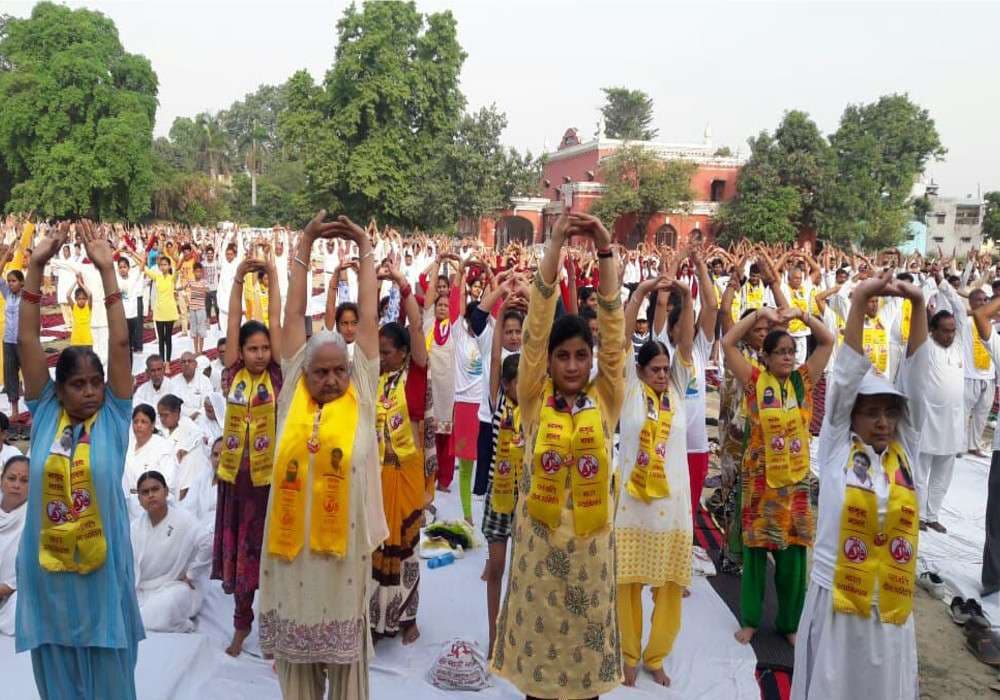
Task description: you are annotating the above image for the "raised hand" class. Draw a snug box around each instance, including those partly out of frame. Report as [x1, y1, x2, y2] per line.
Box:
[79, 220, 115, 272]
[29, 220, 70, 267]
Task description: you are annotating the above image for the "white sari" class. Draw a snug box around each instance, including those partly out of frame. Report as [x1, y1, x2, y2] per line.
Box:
[124, 433, 179, 522]
[0, 500, 27, 636]
[130, 505, 211, 632]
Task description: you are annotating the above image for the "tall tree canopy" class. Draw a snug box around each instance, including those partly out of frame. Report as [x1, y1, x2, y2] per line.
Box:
[0, 2, 158, 219]
[719, 110, 830, 243]
[600, 87, 658, 141]
[590, 145, 694, 239]
[818, 93, 945, 247]
[280, 1, 467, 227]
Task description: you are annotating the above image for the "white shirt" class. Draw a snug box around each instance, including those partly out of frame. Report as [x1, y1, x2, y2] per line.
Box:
[918, 338, 966, 455]
[452, 321, 484, 405]
[164, 416, 208, 495]
[124, 434, 179, 522]
[169, 373, 213, 420]
[135, 378, 171, 414]
[812, 343, 927, 591]
[117, 268, 145, 319]
[475, 317, 515, 423]
[659, 328, 710, 453]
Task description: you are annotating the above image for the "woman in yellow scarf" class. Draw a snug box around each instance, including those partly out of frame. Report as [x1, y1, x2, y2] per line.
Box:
[371, 260, 428, 645]
[792, 270, 927, 699]
[16, 221, 143, 699]
[213, 254, 283, 657]
[258, 212, 387, 699]
[722, 302, 834, 647]
[491, 212, 625, 699]
[615, 273, 694, 688]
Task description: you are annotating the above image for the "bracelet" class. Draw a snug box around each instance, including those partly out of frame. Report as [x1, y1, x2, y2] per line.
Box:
[293, 256, 308, 269]
[359, 250, 375, 262]
[104, 291, 123, 308]
[597, 248, 613, 259]
[400, 283, 412, 300]
[21, 289, 41, 305]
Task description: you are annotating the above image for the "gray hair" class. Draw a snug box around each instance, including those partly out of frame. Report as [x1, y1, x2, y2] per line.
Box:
[303, 329, 349, 370]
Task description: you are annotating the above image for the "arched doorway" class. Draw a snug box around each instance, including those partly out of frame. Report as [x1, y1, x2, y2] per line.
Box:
[653, 224, 678, 248]
[625, 222, 645, 248]
[495, 215, 534, 248]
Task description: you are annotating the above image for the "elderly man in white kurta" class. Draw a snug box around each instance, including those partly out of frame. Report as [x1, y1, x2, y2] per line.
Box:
[170, 352, 214, 422]
[915, 308, 966, 533]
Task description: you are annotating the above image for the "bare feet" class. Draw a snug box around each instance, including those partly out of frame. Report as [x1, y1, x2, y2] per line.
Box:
[623, 664, 638, 687]
[480, 563, 489, 581]
[785, 632, 797, 647]
[225, 628, 250, 657]
[402, 622, 420, 645]
[682, 587, 691, 598]
[437, 486, 451, 493]
[649, 667, 671, 687]
[734, 626, 757, 645]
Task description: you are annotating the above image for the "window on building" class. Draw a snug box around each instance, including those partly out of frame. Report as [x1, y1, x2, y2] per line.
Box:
[955, 206, 981, 225]
[932, 236, 945, 243]
[960, 237, 972, 244]
[710, 179, 726, 202]
[935, 213, 947, 224]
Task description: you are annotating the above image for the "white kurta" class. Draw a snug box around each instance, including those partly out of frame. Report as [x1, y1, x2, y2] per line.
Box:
[165, 416, 210, 497]
[169, 373, 214, 421]
[614, 349, 692, 587]
[0, 501, 26, 636]
[918, 339, 965, 455]
[793, 344, 927, 700]
[131, 506, 211, 632]
[124, 434, 179, 522]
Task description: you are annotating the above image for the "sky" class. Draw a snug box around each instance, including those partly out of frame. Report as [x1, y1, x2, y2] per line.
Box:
[8, 0, 1000, 198]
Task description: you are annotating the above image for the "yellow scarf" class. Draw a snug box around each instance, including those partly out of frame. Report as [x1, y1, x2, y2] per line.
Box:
[756, 370, 809, 489]
[787, 286, 813, 334]
[626, 383, 674, 502]
[832, 440, 919, 625]
[863, 317, 888, 374]
[218, 367, 277, 486]
[40, 412, 107, 574]
[900, 300, 912, 342]
[267, 377, 357, 560]
[527, 380, 609, 536]
[244, 274, 269, 326]
[376, 370, 422, 471]
[973, 321, 992, 371]
[490, 399, 524, 515]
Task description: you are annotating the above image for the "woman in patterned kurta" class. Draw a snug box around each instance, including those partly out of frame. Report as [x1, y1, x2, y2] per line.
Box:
[492, 213, 625, 699]
[722, 305, 834, 646]
[614, 275, 694, 688]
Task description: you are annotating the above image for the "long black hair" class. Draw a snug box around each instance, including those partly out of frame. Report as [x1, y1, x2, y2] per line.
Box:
[55, 346, 104, 388]
[239, 320, 270, 350]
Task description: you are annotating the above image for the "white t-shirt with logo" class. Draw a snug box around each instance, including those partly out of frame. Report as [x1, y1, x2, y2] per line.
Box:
[452, 321, 484, 405]
[658, 327, 710, 454]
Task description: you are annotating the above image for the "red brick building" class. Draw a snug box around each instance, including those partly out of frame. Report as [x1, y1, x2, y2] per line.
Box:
[487, 126, 744, 248]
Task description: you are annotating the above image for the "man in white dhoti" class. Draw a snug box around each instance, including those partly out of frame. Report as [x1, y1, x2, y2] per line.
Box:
[915, 309, 966, 533]
[131, 471, 211, 633]
[0, 456, 28, 636]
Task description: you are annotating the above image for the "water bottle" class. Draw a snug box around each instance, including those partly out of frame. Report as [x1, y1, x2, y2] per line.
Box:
[428, 552, 456, 569]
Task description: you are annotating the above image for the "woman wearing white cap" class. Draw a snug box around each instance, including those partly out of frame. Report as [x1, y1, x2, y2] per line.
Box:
[792, 270, 928, 700]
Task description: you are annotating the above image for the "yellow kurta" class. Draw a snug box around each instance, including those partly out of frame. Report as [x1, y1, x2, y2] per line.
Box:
[491, 269, 626, 699]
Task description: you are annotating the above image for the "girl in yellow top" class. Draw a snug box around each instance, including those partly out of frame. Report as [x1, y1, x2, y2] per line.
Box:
[67, 274, 93, 348]
[140, 255, 180, 362]
[722, 304, 834, 648]
[492, 212, 626, 699]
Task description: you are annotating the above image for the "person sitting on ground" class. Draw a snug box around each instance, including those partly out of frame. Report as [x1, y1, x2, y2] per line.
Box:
[135, 355, 171, 418]
[0, 455, 28, 636]
[124, 404, 178, 522]
[156, 394, 210, 502]
[130, 470, 211, 633]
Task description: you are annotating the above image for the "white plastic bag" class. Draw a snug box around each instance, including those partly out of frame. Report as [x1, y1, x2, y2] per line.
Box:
[425, 637, 491, 691]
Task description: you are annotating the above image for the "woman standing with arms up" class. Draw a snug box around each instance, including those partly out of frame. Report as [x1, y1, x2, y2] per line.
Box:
[722, 301, 834, 646]
[259, 212, 387, 699]
[792, 270, 927, 699]
[492, 213, 625, 699]
[615, 274, 694, 688]
[16, 221, 143, 699]
[213, 255, 283, 657]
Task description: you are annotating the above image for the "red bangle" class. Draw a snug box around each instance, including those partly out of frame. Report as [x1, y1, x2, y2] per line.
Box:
[597, 248, 613, 259]
[104, 291, 123, 308]
[21, 289, 41, 304]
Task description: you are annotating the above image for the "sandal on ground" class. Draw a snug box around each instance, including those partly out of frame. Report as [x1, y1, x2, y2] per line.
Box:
[966, 629, 1000, 667]
[918, 571, 948, 599]
[951, 597, 970, 625]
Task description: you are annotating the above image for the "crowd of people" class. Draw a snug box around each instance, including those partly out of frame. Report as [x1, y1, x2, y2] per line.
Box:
[0, 209, 998, 699]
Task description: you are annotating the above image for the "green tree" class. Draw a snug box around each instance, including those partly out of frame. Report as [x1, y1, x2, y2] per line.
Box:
[600, 87, 657, 141]
[912, 195, 931, 222]
[983, 191, 1000, 241]
[280, 1, 467, 227]
[0, 2, 158, 219]
[719, 110, 832, 243]
[818, 94, 945, 247]
[713, 146, 734, 158]
[590, 145, 694, 240]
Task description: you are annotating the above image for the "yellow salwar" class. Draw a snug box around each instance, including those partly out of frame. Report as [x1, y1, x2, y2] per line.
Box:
[491, 269, 626, 699]
[617, 582, 683, 670]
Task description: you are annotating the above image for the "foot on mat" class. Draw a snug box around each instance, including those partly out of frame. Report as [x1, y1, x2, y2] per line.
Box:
[648, 667, 671, 687]
[734, 627, 757, 644]
[623, 664, 638, 687]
